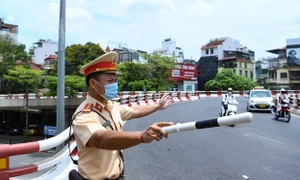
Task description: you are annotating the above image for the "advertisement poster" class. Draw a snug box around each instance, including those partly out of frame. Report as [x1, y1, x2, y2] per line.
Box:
[287, 48, 300, 65]
[286, 38, 300, 65]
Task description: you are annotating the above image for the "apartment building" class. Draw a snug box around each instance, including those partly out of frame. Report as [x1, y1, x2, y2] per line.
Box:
[0, 18, 18, 41]
[153, 38, 184, 63]
[266, 38, 300, 90]
[29, 39, 58, 65]
[255, 60, 268, 86]
[43, 54, 57, 70]
[197, 37, 255, 90]
[108, 46, 147, 64]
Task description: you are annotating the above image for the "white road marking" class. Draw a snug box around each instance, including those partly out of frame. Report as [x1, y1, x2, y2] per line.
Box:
[244, 132, 285, 145]
[242, 175, 250, 179]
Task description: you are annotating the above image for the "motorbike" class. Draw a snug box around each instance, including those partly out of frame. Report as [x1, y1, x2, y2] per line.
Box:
[219, 100, 239, 127]
[271, 99, 291, 123]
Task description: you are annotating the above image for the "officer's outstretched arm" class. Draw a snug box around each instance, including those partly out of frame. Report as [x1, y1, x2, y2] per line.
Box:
[87, 122, 173, 150]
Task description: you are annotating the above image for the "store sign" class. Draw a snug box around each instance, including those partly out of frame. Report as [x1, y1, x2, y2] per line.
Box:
[183, 81, 197, 91]
[44, 126, 56, 136]
[168, 63, 198, 81]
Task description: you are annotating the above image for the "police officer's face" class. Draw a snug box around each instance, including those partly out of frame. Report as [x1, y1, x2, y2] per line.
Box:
[99, 73, 118, 85]
[92, 73, 118, 94]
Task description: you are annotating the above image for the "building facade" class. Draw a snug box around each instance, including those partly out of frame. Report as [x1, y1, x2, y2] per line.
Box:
[29, 39, 58, 65]
[266, 38, 300, 90]
[255, 60, 268, 86]
[0, 18, 18, 41]
[153, 38, 184, 63]
[43, 54, 57, 70]
[109, 46, 147, 64]
[197, 37, 255, 90]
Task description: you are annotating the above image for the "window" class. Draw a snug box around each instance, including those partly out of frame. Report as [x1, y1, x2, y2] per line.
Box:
[206, 49, 209, 55]
[280, 73, 287, 78]
[210, 49, 214, 54]
[245, 71, 248, 77]
[250, 71, 253, 79]
[269, 72, 276, 79]
[132, 52, 139, 60]
[244, 63, 247, 68]
[233, 70, 236, 74]
[290, 71, 300, 80]
[239, 70, 242, 75]
[239, 62, 241, 68]
[250, 91, 272, 98]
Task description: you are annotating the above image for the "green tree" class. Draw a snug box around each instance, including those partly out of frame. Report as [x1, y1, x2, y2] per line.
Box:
[0, 34, 29, 93]
[205, 69, 257, 90]
[145, 53, 176, 92]
[116, 62, 151, 91]
[44, 75, 86, 96]
[3, 66, 43, 130]
[64, 42, 105, 76]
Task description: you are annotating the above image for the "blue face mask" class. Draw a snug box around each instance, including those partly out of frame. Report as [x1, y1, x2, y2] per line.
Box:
[102, 83, 118, 100]
[94, 80, 118, 100]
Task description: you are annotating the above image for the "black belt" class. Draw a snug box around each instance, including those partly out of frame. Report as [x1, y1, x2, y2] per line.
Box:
[69, 169, 124, 180]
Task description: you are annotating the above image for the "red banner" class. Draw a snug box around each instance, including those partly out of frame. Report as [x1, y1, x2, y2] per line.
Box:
[168, 63, 198, 81]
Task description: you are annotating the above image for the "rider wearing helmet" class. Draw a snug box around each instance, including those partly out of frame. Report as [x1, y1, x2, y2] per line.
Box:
[276, 88, 289, 115]
[221, 87, 236, 116]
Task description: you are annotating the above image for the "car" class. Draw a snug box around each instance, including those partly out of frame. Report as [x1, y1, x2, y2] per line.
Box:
[246, 89, 275, 112]
[9, 126, 24, 135]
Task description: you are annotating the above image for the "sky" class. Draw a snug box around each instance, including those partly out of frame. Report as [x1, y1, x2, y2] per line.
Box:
[1, 0, 300, 61]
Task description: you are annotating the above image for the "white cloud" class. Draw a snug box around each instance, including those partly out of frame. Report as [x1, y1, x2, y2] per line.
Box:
[0, 0, 300, 60]
[49, 2, 91, 20]
[6, 15, 15, 22]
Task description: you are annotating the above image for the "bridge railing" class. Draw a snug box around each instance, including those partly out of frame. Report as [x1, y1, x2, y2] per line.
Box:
[0, 91, 300, 179]
[0, 126, 76, 179]
[289, 94, 300, 116]
[0, 90, 299, 99]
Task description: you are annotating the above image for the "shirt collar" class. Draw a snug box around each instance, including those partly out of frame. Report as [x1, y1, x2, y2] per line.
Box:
[86, 94, 114, 109]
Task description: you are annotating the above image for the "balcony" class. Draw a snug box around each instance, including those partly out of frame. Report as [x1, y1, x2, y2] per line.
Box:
[289, 66, 300, 71]
[290, 76, 300, 83]
[218, 61, 237, 68]
[267, 78, 277, 82]
[290, 76, 300, 80]
[268, 64, 279, 70]
[256, 74, 268, 79]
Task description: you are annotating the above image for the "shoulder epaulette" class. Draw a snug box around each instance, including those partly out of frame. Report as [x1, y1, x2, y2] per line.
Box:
[82, 103, 93, 113]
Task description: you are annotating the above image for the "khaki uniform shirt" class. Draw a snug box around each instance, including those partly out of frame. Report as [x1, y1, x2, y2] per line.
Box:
[73, 95, 134, 180]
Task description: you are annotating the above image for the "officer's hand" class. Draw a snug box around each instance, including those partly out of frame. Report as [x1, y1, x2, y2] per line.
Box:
[141, 122, 173, 143]
[158, 94, 173, 110]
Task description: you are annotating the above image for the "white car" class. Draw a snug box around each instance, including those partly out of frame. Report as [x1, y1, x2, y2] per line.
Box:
[246, 89, 275, 112]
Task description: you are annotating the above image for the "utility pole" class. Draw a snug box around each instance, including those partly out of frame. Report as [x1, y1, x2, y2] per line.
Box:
[56, 0, 66, 152]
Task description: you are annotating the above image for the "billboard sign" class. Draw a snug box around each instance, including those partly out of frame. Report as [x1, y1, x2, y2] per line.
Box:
[286, 38, 300, 65]
[168, 63, 198, 81]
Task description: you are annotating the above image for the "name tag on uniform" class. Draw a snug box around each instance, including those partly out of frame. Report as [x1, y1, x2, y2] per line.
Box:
[102, 121, 110, 128]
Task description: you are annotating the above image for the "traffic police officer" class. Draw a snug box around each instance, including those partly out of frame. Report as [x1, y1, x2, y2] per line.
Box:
[72, 51, 173, 180]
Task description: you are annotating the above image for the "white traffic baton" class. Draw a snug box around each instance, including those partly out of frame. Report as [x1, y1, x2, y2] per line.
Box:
[163, 112, 253, 134]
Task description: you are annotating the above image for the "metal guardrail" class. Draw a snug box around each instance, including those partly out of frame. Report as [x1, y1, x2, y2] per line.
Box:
[0, 90, 300, 179]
